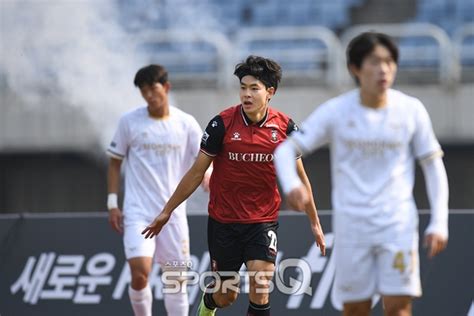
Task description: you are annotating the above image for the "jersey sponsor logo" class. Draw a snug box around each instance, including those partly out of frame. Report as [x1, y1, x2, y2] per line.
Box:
[338, 285, 353, 292]
[343, 139, 402, 157]
[270, 129, 279, 143]
[201, 131, 210, 145]
[231, 132, 241, 141]
[142, 143, 181, 154]
[228, 152, 274, 162]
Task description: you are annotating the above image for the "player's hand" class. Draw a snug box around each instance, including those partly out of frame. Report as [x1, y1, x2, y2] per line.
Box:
[424, 233, 447, 259]
[108, 208, 123, 234]
[286, 186, 310, 212]
[311, 223, 326, 256]
[142, 212, 171, 239]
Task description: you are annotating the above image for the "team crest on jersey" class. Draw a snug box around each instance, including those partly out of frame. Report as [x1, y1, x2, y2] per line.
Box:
[231, 132, 241, 141]
[201, 131, 210, 144]
[270, 129, 278, 143]
[211, 120, 218, 127]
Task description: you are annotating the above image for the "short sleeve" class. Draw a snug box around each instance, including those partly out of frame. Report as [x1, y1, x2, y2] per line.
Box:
[411, 101, 443, 162]
[286, 118, 299, 136]
[289, 102, 333, 155]
[200, 115, 225, 156]
[106, 116, 129, 160]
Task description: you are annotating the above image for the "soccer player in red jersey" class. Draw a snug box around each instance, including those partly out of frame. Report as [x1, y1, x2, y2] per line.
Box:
[142, 55, 325, 316]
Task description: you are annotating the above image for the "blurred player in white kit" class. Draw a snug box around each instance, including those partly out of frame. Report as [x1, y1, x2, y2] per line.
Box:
[106, 64, 209, 316]
[274, 32, 449, 316]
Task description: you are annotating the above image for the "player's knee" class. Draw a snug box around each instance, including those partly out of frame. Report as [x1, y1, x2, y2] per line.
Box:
[130, 271, 148, 289]
[250, 277, 270, 289]
[224, 290, 239, 306]
[214, 290, 239, 307]
[343, 300, 371, 316]
[383, 297, 411, 316]
[250, 275, 271, 290]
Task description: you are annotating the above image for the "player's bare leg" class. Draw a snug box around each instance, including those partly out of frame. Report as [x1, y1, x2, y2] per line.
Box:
[343, 300, 371, 316]
[383, 296, 412, 316]
[212, 286, 239, 307]
[246, 260, 275, 315]
[128, 257, 153, 316]
[197, 278, 239, 315]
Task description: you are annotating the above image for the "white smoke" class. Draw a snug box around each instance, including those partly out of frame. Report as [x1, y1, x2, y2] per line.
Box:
[0, 0, 144, 147]
[0, 0, 229, 149]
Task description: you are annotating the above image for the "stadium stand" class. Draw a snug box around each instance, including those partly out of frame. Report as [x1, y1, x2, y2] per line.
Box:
[114, 0, 474, 85]
[1, 0, 473, 213]
[415, 0, 474, 34]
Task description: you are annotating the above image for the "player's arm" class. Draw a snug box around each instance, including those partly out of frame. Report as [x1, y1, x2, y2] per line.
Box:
[274, 140, 325, 255]
[107, 157, 123, 234]
[142, 152, 213, 238]
[420, 155, 449, 258]
[276, 106, 332, 211]
[412, 101, 449, 258]
[296, 158, 326, 256]
[201, 163, 213, 192]
[187, 115, 213, 192]
[274, 139, 306, 210]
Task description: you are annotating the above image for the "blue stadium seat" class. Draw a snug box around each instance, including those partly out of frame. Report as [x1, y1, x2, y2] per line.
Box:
[398, 37, 440, 68]
[118, 0, 359, 33]
[415, 0, 473, 34]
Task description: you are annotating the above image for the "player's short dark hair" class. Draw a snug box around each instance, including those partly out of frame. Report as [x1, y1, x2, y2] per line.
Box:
[347, 32, 399, 69]
[234, 55, 282, 91]
[134, 64, 168, 88]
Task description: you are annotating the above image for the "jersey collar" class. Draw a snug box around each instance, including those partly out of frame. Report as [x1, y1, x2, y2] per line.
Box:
[240, 105, 269, 127]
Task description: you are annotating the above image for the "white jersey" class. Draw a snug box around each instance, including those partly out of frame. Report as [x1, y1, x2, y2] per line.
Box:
[107, 106, 202, 223]
[291, 89, 442, 226]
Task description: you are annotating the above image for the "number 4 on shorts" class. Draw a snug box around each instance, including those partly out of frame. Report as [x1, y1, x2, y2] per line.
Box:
[392, 251, 406, 273]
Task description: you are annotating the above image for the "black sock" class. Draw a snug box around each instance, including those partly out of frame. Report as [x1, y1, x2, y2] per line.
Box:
[247, 301, 270, 316]
[203, 292, 218, 310]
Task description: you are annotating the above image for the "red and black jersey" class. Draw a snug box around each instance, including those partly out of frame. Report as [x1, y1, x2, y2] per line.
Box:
[200, 104, 298, 224]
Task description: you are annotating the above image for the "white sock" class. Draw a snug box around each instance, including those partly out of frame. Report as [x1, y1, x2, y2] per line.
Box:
[128, 285, 153, 316]
[164, 292, 189, 316]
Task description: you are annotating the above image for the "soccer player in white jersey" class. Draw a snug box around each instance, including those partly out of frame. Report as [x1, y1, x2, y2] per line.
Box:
[106, 64, 209, 316]
[274, 32, 449, 316]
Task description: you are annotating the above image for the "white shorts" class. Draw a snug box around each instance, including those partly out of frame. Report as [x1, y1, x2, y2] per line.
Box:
[333, 212, 422, 303]
[123, 216, 190, 266]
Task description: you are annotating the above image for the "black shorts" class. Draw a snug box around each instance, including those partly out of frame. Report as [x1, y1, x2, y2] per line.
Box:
[207, 216, 279, 276]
